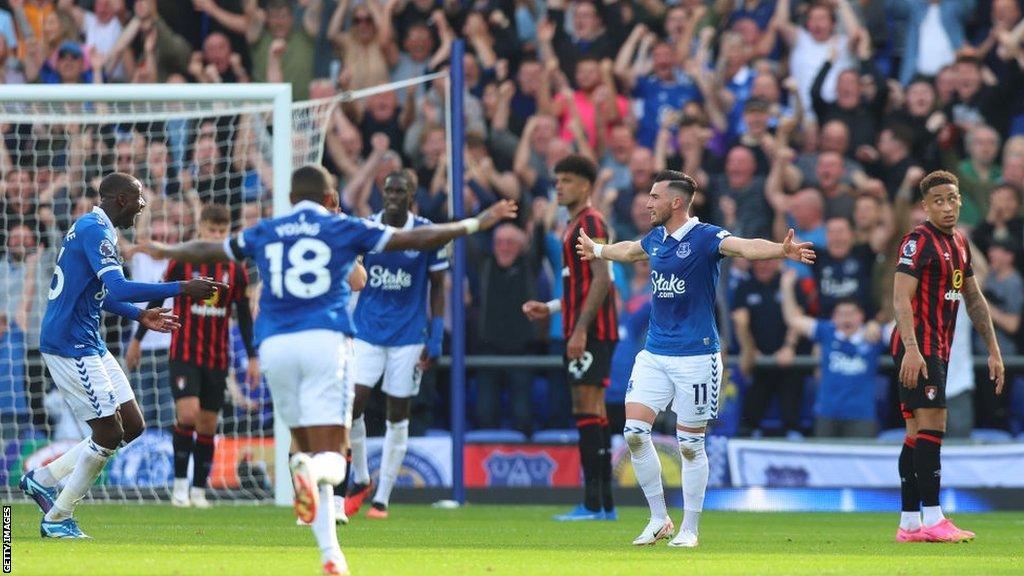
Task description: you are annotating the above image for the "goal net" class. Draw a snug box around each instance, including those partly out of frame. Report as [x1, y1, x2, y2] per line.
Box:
[0, 75, 453, 505]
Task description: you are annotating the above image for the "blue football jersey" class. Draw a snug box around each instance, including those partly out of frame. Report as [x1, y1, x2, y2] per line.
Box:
[640, 217, 731, 356]
[40, 207, 126, 357]
[226, 201, 393, 345]
[353, 212, 448, 346]
[813, 320, 883, 420]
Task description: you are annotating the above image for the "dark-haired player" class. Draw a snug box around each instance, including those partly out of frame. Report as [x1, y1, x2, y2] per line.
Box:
[523, 154, 619, 522]
[133, 204, 257, 509]
[142, 165, 516, 575]
[891, 170, 1004, 543]
[345, 170, 448, 520]
[20, 173, 224, 538]
[577, 170, 814, 547]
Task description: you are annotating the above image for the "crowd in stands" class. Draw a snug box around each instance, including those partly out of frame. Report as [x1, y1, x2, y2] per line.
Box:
[1, 0, 1024, 442]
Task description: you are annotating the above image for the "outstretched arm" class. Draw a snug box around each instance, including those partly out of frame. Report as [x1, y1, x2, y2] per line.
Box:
[384, 200, 518, 251]
[576, 229, 648, 262]
[719, 229, 815, 263]
[143, 240, 233, 264]
[962, 276, 1005, 394]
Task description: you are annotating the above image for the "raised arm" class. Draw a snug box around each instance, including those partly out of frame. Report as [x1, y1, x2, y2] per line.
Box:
[576, 228, 648, 262]
[194, 0, 252, 35]
[719, 229, 816, 262]
[961, 275, 1005, 394]
[780, 269, 816, 337]
[384, 200, 518, 251]
[772, 0, 797, 45]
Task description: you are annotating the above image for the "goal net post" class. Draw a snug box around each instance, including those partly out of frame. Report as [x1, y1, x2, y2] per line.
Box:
[0, 83, 292, 504]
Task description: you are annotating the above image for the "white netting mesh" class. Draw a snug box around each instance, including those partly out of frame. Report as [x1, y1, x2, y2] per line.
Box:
[0, 76, 447, 504]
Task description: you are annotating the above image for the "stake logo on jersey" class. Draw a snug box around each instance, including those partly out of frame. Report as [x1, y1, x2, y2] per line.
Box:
[224, 201, 395, 345]
[40, 207, 124, 357]
[354, 212, 449, 346]
[639, 217, 729, 357]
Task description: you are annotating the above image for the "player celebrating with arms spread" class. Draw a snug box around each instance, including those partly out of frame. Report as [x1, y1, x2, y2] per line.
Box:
[576, 170, 814, 548]
[524, 155, 619, 521]
[143, 165, 515, 575]
[21, 173, 224, 538]
[891, 171, 1004, 543]
[345, 170, 448, 520]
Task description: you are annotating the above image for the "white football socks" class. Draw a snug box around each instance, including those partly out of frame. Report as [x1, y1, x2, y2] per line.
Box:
[45, 440, 115, 522]
[922, 505, 945, 527]
[678, 430, 708, 535]
[311, 452, 346, 486]
[349, 416, 370, 485]
[311, 483, 342, 562]
[624, 419, 667, 521]
[38, 437, 91, 487]
[374, 419, 409, 506]
[900, 511, 922, 530]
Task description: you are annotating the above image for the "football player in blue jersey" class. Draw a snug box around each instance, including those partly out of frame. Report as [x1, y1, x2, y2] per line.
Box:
[142, 165, 515, 576]
[20, 173, 225, 539]
[576, 170, 814, 548]
[344, 170, 448, 520]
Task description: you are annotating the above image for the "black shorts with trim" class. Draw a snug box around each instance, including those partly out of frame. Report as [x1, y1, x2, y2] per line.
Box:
[564, 340, 615, 388]
[168, 360, 228, 411]
[894, 351, 948, 417]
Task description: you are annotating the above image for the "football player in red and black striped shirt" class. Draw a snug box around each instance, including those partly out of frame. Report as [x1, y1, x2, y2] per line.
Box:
[135, 205, 257, 508]
[523, 155, 618, 521]
[891, 171, 1005, 542]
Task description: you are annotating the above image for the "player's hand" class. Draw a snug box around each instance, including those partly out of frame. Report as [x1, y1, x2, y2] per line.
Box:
[576, 228, 598, 261]
[782, 229, 816, 264]
[138, 307, 180, 335]
[418, 347, 435, 372]
[125, 339, 143, 370]
[990, 353, 1005, 395]
[476, 199, 518, 231]
[180, 276, 229, 300]
[566, 329, 587, 360]
[899, 347, 928, 389]
[246, 357, 262, 390]
[522, 300, 551, 321]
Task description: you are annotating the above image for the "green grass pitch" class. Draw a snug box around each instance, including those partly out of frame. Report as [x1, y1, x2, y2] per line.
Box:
[7, 504, 1024, 575]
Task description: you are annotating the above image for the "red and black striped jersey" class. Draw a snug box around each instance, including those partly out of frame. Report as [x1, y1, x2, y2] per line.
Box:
[165, 261, 250, 370]
[561, 206, 618, 342]
[890, 221, 973, 362]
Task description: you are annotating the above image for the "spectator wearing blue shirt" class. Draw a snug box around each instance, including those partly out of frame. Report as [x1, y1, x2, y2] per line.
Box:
[613, 25, 703, 148]
[39, 41, 97, 84]
[811, 217, 878, 318]
[781, 270, 884, 438]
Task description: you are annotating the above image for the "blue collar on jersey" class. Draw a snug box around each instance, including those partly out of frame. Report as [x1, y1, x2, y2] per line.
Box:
[662, 216, 700, 242]
[292, 200, 330, 215]
[371, 211, 416, 231]
[91, 205, 114, 229]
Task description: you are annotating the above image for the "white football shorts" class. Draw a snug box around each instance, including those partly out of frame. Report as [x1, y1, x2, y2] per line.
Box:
[259, 329, 354, 428]
[352, 339, 423, 398]
[625, 350, 723, 427]
[42, 351, 135, 422]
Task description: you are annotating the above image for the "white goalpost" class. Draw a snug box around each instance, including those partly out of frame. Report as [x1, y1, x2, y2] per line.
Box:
[0, 83, 293, 505]
[1, 70, 458, 507]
